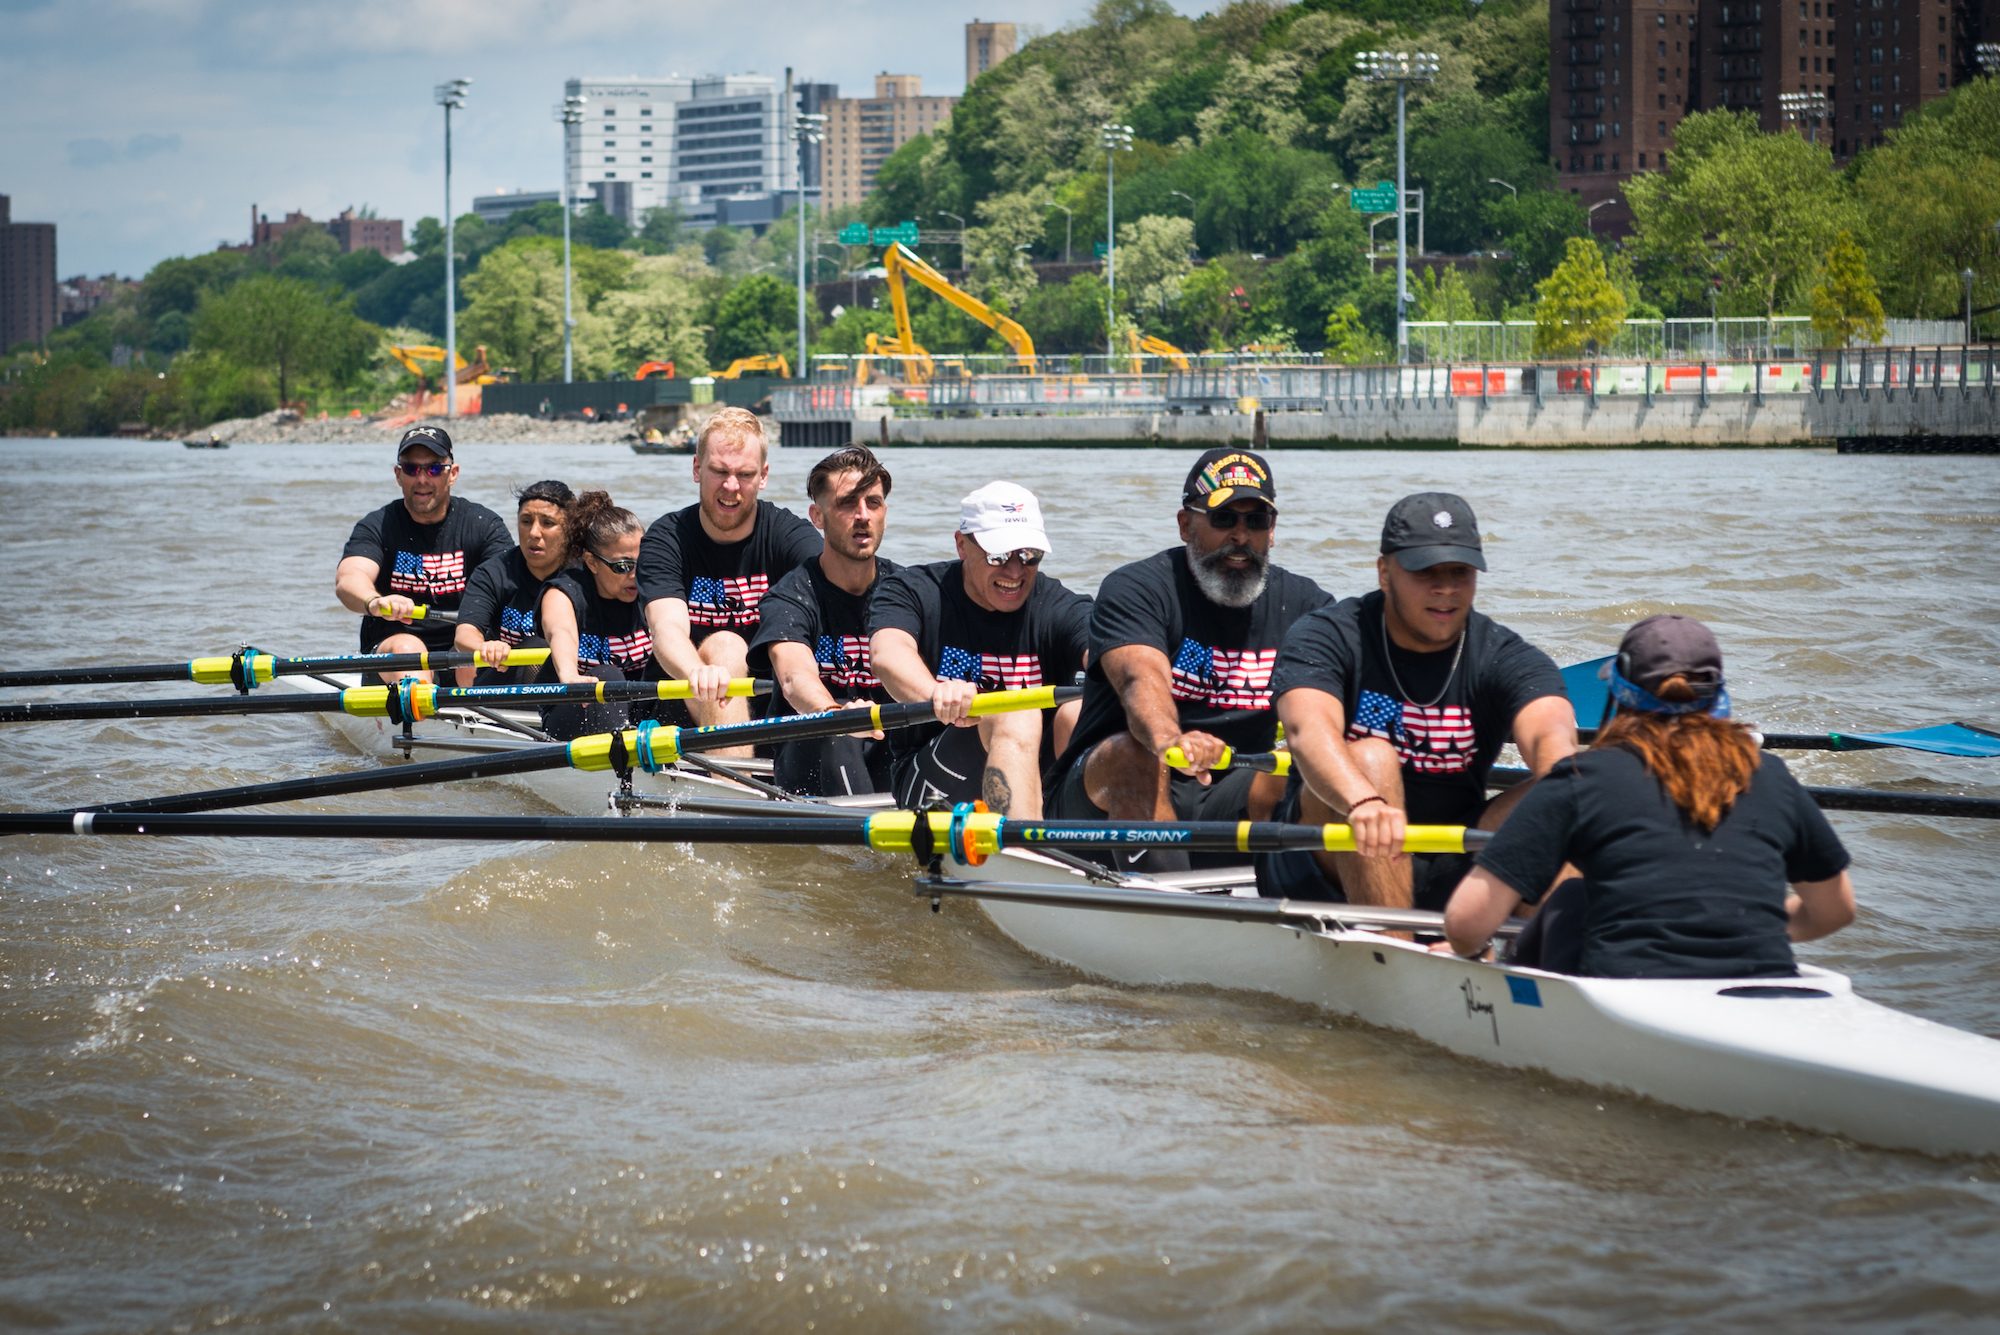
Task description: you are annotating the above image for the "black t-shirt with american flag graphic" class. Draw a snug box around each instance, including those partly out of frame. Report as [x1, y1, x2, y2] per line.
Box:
[456, 548, 554, 685]
[636, 500, 821, 647]
[1061, 546, 1331, 769]
[1270, 590, 1567, 825]
[544, 569, 654, 675]
[868, 559, 1092, 767]
[342, 497, 510, 652]
[749, 556, 900, 712]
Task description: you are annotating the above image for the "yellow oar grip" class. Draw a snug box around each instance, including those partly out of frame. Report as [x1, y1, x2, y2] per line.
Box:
[1320, 824, 1472, 854]
[189, 654, 276, 686]
[566, 726, 683, 772]
[965, 686, 1059, 718]
[649, 678, 760, 701]
[1162, 746, 1291, 777]
[864, 811, 1002, 857]
[338, 684, 439, 720]
[502, 648, 553, 668]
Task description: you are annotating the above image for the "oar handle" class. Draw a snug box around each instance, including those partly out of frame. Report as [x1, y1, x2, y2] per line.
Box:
[1162, 746, 1291, 776]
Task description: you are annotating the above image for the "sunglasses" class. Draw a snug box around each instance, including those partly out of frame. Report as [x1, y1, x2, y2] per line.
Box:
[1189, 505, 1275, 532]
[591, 552, 639, 574]
[398, 461, 450, 478]
[979, 547, 1046, 568]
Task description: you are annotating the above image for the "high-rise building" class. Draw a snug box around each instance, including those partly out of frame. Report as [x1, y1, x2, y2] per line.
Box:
[564, 72, 800, 230]
[818, 74, 958, 211]
[966, 19, 1018, 85]
[1831, 0, 1974, 154]
[1552, 0, 1699, 229]
[0, 194, 58, 353]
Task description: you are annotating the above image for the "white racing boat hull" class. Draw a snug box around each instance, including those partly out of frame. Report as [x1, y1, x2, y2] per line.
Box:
[939, 849, 2000, 1159]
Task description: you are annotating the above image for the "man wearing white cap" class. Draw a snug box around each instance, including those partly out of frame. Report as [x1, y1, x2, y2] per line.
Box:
[868, 481, 1091, 816]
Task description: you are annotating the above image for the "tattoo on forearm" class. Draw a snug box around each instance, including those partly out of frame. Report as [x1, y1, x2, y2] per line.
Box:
[982, 766, 1013, 814]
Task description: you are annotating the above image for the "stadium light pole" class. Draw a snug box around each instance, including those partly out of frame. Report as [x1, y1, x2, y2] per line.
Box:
[435, 78, 471, 417]
[1779, 90, 1829, 144]
[1355, 51, 1438, 363]
[558, 94, 586, 384]
[793, 112, 827, 381]
[1100, 122, 1134, 359]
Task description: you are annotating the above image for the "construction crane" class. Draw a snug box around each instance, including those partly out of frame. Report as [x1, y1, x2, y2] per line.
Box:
[634, 361, 677, 381]
[716, 354, 791, 379]
[387, 345, 500, 395]
[1127, 328, 1191, 371]
[875, 242, 1036, 382]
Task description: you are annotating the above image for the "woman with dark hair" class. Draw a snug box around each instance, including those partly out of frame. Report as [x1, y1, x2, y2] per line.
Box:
[453, 479, 576, 686]
[1443, 615, 1855, 978]
[536, 491, 652, 738]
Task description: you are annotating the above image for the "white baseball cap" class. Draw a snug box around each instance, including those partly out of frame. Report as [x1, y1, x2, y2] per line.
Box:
[958, 480, 1051, 556]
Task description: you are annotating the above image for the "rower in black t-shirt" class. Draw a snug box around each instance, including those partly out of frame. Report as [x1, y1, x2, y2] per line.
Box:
[1051, 449, 1331, 871]
[537, 492, 652, 740]
[747, 447, 899, 797]
[637, 407, 819, 749]
[1444, 615, 1855, 977]
[1262, 493, 1577, 911]
[334, 424, 511, 683]
[868, 481, 1091, 817]
[453, 479, 574, 688]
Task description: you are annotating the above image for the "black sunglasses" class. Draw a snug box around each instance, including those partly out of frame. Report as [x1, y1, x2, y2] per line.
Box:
[1189, 506, 1275, 531]
[591, 551, 639, 574]
[398, 461, 449, 478]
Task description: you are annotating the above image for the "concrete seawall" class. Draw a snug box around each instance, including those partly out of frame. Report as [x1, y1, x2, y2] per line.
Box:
[794, 389, 1998, 451]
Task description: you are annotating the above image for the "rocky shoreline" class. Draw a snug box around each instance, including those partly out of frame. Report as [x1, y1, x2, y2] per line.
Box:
[184, 410, 642, 447]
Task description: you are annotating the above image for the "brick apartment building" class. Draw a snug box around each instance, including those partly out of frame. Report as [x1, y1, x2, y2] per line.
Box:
[1552, 0, 1995, 232]
[247, 204, 405, 258]
[0, 194, 58, 353]
[818, 74, 959, 210]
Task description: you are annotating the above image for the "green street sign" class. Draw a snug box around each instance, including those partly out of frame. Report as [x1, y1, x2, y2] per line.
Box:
[1093, 241, 1109, 258]
[871, 221, 920, 246]
[1350, 181, 1398, 212]
[837, 222, 871, 245]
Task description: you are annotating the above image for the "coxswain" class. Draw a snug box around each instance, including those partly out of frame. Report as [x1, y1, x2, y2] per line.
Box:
[1444, 615, 1855, 975]
[1049, 449, 1331, 870]
[537, 491, 652, 739]
[1260, 492, 1576, 909]
[638, 406, 819, 747]
[334, 424, 510, 684]
[453, 479, 575, 687]
[749, 447, 899, 796]
[868, 481, 1090, 817]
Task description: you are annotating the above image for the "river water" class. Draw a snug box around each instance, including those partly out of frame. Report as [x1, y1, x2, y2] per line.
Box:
[2, 437, 1997, 1332]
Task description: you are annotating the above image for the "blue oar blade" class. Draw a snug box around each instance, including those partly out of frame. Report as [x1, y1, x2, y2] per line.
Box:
[1561, 655, 1613, 728]
[1835, 723, 2000, 759]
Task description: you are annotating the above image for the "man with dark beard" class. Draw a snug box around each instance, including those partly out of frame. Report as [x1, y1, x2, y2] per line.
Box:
[1048, 449, 1330, 870]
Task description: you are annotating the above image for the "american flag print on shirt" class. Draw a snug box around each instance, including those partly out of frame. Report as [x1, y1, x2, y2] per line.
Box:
[499, 605, 536, 645]
[1169, 639, 1276, 710]
[389, 549, 467, 597]
[578, 627, 655, 671]
[1347, 688, 1476, 774]
[815, 634, 880, 691]
[938, 643, 1044, 691]
[686, 574, 771, 629]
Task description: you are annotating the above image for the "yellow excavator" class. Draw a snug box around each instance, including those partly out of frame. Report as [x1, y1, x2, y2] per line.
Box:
[863, 243, 1037, 385]
[387, 345, 501, 395]
[1126, 328, 1191, 371]
[716, 354, 791, 379]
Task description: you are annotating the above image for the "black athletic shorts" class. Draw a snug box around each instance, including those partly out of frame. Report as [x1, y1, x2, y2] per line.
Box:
[1251, 779, 1484, 911]
[1047, 740, 1260, 824]
[891, 726, 989, 810]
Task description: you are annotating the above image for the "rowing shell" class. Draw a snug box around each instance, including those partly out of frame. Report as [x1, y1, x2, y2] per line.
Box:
[924, 848, 2000, 1160]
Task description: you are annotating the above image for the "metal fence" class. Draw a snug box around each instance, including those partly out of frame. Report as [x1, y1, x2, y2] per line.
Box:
[1405, 317, 1973, 363]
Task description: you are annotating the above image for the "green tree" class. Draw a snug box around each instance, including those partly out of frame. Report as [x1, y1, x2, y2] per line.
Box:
[1113, 214, 1196, 319]
[580, 253, 713, 378]
[707, 273, 799, 366]
[1852, 78, 2000, 319]
[635, 204, 690, 255]
[458, 238, 631, 382]
[1532, 237, 1626, 358]
[1412, 264, 1482, 323]
[1017, 273, 1112, 354]
[1323, 302, 1388, 364]
[192, 274, 376, 405]
[813, 305, 898, 357]
[1808, 231, 1887, 348]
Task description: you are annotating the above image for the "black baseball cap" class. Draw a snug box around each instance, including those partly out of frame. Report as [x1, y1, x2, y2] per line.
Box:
[396, 424, 454, 459]
[1617, 614, 1724, 694]
[1381, 492, 1485, 571]
[1183, 448, 1276, 511]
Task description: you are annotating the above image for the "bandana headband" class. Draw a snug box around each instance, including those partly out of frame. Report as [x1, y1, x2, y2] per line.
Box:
[1606, 663, 1731, 719]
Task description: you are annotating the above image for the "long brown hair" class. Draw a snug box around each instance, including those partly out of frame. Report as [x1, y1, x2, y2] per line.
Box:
[1594, 674, 1761, 832]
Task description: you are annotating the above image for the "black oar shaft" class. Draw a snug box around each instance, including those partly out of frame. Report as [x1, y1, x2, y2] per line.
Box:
[86, 744, 573, 815]
[0, 661, 210, 689]
[0, 693, 344, 723]
[6, 812, 869, 843]
[1805, 786, 2000, 819]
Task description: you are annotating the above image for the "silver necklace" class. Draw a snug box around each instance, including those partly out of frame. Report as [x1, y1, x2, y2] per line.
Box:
[1380, 607, 1466, 709]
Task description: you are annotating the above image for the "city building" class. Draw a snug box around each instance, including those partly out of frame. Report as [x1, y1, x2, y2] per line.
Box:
[246, 204, 405, 258]
[563, 72, 802, 231]
[473, 189, 562, 226]
[0, 194, 58, 353]
[966, 19, 1018, 85]
[817, 74, 958, 211]
[1551, 0, 1702, 229]
[58, 273, 136, 327]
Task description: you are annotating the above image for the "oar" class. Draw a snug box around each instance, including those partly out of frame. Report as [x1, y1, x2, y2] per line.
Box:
[1485, 765, 2000, 820]
[0, 646, 555, 690]
[1, 809, 1487, 863]
[1163, 745, 1292, 777]
[1561, 656, 2000, 758]
[0, 678, 770, 724]
[59, 686, 1083, 817]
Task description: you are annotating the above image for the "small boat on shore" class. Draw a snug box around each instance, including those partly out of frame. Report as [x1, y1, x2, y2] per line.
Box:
[630, 424, 694, 455]
[183, 436, 230, 449]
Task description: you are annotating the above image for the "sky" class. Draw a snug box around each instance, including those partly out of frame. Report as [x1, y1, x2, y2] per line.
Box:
[0, 0, 1207, 279]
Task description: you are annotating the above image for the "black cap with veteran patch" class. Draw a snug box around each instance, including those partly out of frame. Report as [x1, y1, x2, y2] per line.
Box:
[1183, 448, 1277, 511]
[1380, 491, 1486, 571]
[396, 424, 454, 459]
